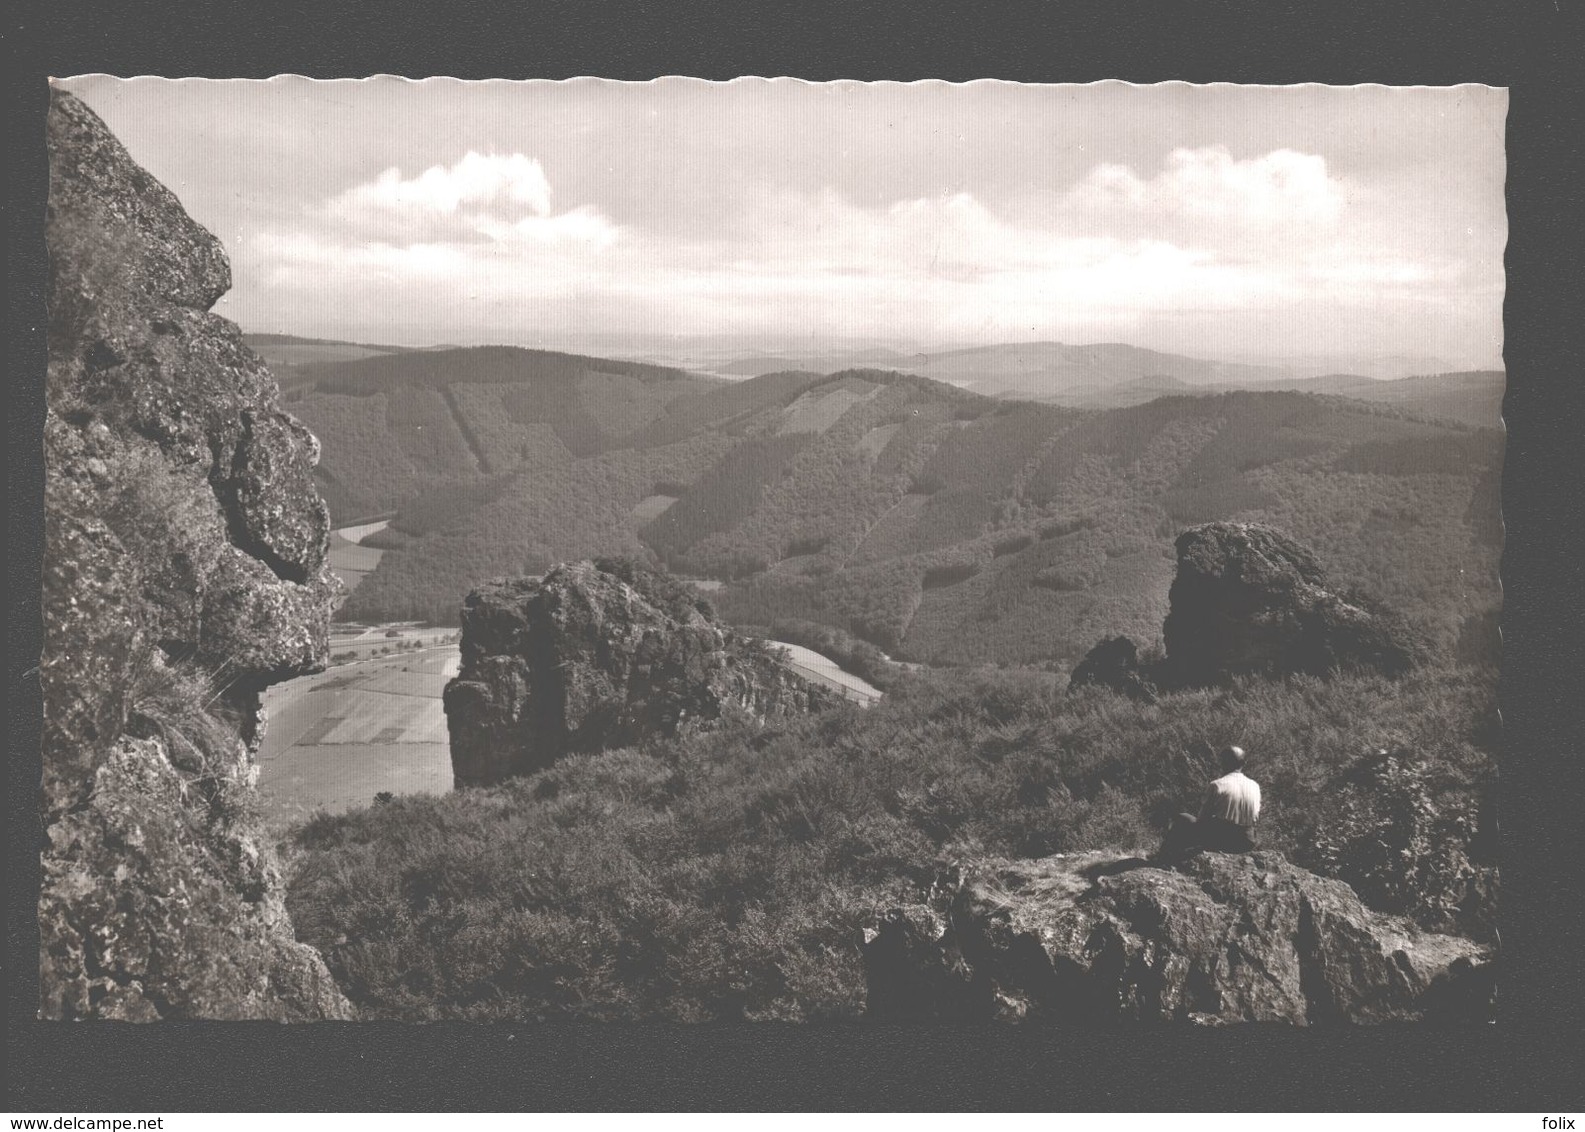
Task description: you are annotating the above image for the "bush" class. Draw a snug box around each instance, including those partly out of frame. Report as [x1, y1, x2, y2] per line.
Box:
[285, 663, 1496, 1021]
[992, 533, 1034, 558]
[759, 617, 899, 690]
[922, 561, 979, 589]
[1313, 747, 1490, 934]
[123, 650, 252, 825]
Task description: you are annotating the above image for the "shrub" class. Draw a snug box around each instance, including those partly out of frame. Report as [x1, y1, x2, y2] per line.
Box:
[922, 561, 979, 589]
[1312, 747, 1488, 934]
[1032, 564, 1095, 592]
[123, 649, 252, 825]
[992, 533, 1034, 558]
[286, 663, 1496, 1021]
[784, 535, 830, 557]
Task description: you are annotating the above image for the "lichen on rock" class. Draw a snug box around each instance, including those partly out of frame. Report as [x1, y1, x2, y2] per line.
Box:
[39, 88, 348, 1020]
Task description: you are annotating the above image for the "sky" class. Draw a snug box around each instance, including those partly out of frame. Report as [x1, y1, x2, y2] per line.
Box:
[59, 77, 1508, 367]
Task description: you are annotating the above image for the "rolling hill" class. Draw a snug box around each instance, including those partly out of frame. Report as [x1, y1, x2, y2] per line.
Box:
[266, 344, 1501, 670]
[717, 341, 1291, 397]
[1035, 369, 1504, 428]
[242, 332, 422, 376]
[276, 343, 727, 524]
[714, 347, 914, 377]
[713, 342, 1504, 428]
[696, 382, 1502, 667]
[1245, 371, 1505, 429]
[899, 341, 1293, 398]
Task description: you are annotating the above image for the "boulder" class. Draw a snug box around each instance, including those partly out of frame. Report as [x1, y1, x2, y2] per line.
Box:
[39, 90, 348, 1019]
[1068, 635, 1155, 700]
[445, 558, 832, 787]
[864, 850, 1494, 1025]
[1160, 522, 1420, 683]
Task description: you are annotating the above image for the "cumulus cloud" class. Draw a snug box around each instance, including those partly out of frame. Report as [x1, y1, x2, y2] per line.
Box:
[321, 152, 619, 248]
[715, 183, 1310, 330]
[746, 189, 1096, 279]
[1065, 146, 1348, 230]
[236, 144, 1485, 351]
[65, 78, 1503, 363]
[330, 152, 551, 217]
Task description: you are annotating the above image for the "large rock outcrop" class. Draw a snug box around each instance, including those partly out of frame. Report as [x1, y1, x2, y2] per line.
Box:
[39, 89, 349, 1019]
[863, 851, 1494, 1025]
[1162, 522, 1420, 682]
[1072, 522, 1420, 693]
[445, 558, 832, 787]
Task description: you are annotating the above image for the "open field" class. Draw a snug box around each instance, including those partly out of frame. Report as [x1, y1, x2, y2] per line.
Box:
[258, 625, 884, 826]
[337, 518, 392, 543]
[327, 520, 394, 594]
[327, 624, 458, 663]
[630, 493, 680, 522]
[256, 645, 459, 827]
[327, 530, 384, 592]
[761, 640, 883, 704]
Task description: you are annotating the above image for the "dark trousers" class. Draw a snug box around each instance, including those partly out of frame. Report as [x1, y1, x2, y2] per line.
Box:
[1162, 814, 1255, 857]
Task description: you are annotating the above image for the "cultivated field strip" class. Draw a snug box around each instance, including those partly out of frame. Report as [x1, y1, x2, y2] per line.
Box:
[256, 648, 460, 824]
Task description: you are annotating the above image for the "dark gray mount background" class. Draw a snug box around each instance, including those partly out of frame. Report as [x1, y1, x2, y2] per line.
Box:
[8, 0, 1584, 1112]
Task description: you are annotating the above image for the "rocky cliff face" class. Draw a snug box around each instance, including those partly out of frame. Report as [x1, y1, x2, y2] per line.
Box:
[39, 90, 349, 1020]
[864, 850, 1494, 1025]
[1073, 522, 1420, 693]
[445, 558, 832, 787]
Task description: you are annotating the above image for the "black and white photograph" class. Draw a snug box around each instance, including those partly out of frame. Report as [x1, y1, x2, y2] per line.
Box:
[37, 75, 1509, 1031]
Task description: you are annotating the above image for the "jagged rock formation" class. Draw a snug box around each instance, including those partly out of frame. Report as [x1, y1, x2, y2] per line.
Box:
[864, 850, 1494, 1024]
[1162, 522, 1420, 682]
[445, 558, 833, 787]
[39, 90, 349, 1020]
[1072, 522, 1420, 693]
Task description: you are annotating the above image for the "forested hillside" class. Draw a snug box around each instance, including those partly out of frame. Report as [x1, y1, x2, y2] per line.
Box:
[698, 382, 1501, 668]
[271, 347, 1501, 670]
[277, 344, 723, 524]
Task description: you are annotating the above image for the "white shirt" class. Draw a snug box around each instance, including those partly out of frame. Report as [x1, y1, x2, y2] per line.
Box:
[1199, 771, 1261, 828]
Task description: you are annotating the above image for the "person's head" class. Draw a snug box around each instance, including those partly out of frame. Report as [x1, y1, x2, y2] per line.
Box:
[1218, 745, 1247, 773]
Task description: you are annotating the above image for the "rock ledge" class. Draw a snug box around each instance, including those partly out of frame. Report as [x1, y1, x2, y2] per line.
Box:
[864, 850, 1494, 1024]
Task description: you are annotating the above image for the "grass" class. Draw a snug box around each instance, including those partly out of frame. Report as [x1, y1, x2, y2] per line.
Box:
[122, 649, 261, 830]
[285, 662, 1497, 1021]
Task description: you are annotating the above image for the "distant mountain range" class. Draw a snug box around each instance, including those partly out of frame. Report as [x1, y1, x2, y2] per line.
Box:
[706, 340, 1502, 426]
[896, 341, 1295, 396]
[1229, 371, 1504, 429]
[244, 333, 457, 370]
[253, 331, 1503, 429]
[264, 336, 1502, 670]
[1055, 368, 1503, 428]
[713, 341, 1288, 390]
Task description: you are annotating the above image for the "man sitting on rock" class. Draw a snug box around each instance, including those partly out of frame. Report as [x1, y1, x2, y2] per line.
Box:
[1160, 745, 1261, 858]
